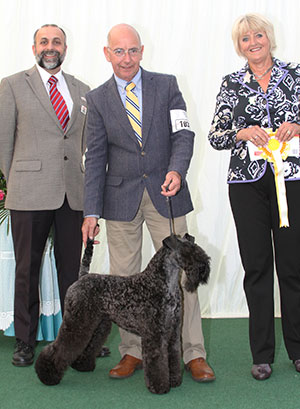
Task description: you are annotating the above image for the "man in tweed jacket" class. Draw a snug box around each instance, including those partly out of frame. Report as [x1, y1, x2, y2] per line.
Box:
[82, 24, 215, 383]
[0, 24, 89, 367]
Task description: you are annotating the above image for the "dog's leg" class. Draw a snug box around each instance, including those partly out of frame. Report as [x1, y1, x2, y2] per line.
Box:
[35, 330, 91, 386]
[168, 323, 182, 388]
[142, 337, 170, 394]
[35, 313, 99, 385]
[71, 317, 112, 372]
[35, 342, 65, 386]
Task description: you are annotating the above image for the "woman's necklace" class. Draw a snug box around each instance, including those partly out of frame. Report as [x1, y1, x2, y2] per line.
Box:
[253, 63, 274, 80]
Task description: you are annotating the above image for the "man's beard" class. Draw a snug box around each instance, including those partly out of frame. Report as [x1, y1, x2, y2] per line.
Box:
[35, 49, 65, 70]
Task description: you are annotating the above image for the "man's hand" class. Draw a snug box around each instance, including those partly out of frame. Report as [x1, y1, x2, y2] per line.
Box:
[161, 171, 181, 197]
[82, 217, 100, 247]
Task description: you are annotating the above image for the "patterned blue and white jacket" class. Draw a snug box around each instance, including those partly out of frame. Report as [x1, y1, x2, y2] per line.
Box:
[208, 58, 300, 183]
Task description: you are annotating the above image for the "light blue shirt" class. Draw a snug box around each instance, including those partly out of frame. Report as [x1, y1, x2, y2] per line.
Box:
[114, 68, 143, 121]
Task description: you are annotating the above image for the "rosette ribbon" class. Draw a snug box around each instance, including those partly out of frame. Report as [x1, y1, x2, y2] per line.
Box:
[260, 129, 289, 227]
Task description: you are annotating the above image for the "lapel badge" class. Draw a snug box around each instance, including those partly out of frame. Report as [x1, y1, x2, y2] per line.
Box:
[81, 105, 87, 115]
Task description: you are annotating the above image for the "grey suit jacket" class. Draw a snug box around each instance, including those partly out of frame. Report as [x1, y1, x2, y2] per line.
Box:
[84, 68, 194, 220]
[0, 66, 90, 211]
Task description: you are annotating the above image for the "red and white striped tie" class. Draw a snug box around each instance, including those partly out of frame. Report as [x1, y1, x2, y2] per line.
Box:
[48, 75, 69, 132]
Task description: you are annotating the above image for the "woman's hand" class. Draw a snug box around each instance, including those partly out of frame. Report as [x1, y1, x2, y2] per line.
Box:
[276, 122, 300, 142]
[236, 126, 269, 147]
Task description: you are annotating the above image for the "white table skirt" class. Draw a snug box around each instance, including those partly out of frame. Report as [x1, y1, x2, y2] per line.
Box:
[0, 217, 62, 340]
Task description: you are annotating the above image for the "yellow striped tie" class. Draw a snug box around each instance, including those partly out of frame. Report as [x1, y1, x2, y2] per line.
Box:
[125, 82, 142, 146]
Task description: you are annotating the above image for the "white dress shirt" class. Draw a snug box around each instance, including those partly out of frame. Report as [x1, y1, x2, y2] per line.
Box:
[36, 64, 73, 117]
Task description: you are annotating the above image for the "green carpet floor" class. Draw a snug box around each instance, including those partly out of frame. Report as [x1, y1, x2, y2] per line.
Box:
[1, 319, 299, 409]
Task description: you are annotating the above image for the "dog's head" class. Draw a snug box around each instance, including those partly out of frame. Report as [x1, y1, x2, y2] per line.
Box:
[163, 233, 210, 292]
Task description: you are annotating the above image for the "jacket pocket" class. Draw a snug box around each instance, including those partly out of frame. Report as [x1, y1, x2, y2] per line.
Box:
[105, 175, 123, 186]
[15, 160, 42, 171]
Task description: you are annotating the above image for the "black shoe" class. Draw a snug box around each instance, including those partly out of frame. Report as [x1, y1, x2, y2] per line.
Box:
[96, 346, 111, 358]
[293, 359, 300, 372]
[12, 339, 34, 367]
[251, 364, 272, 380]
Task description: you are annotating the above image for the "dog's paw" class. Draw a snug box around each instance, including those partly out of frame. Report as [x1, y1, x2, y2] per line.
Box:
[71, 356, 96, 372]
[170, 374, 182, 388]
[146, 378, 171, 394]
[147, 384, 171, 394]
[35, 351, 63, 386]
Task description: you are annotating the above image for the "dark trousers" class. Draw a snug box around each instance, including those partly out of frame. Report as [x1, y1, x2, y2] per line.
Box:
[229, 164, 300, 364]
[11, 197, 83, 347]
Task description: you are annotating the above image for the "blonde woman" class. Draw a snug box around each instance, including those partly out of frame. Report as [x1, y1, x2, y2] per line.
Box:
[208, 13, 300, 380]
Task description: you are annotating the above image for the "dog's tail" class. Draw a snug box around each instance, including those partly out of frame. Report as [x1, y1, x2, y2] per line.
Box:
[78, 238, 94, 278]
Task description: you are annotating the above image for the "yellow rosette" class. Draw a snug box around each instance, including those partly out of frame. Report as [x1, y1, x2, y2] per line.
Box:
[261, 129, 289, 227]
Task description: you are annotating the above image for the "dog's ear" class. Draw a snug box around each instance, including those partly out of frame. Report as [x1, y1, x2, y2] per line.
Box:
[183, 233, 195, 244]
[163, 234, 180, 250]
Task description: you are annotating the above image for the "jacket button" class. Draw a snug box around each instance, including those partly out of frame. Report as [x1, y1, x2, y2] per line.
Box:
[64, 156, 68, 160]
[141, 151, 145, 156]
[143, 173, 147, 178]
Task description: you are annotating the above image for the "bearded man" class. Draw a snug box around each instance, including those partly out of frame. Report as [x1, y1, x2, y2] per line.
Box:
[0, 24, 93, 366]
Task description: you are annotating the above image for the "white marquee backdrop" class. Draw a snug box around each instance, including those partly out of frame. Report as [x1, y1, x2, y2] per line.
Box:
[1, 0, 299, 317]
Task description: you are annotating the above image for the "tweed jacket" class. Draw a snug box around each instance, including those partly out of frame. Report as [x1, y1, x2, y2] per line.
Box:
[0, 66, 90, 210]
[84, 68, 194, 221]
[208, 58, 300, 183]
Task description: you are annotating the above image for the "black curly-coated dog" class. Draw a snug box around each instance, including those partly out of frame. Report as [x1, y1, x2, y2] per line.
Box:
[35, 233, 210, 394]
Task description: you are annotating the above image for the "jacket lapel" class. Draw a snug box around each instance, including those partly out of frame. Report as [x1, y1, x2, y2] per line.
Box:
[64, 73, 79, 133]
[106, 70, 156, 148]
[106, 76, 139, 145]
[266, 61, 289, 97]
[238, 59, 289, 97]
[25, 66, 63, 131]
[141, 69, 156, 147]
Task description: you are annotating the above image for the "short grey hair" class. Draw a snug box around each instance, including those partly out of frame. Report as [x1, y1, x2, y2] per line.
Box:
[232, 13, 276, 57]
[33, 24, 67, 46]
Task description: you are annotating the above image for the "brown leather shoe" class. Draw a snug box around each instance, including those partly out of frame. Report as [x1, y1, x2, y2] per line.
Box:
[109, 354, 143, 379]
[185, 357, 216, 382]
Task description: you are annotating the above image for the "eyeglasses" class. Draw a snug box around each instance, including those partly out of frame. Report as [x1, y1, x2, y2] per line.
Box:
[107, 47, 142, 57]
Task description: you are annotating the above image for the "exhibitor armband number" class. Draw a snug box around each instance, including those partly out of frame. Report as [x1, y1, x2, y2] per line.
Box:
[170, 109, 192, 132]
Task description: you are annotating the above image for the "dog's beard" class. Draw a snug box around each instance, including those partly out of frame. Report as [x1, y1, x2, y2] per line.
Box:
[35, 49, 65, 70]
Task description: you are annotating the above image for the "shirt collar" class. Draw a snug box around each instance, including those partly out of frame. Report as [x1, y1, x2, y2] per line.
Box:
[36, 63, 64, 86]
[114, 68, 142, 94]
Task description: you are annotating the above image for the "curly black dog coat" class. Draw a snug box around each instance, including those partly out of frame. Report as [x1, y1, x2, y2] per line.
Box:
[35, 233, 210, 394]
